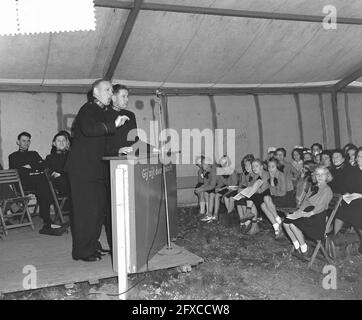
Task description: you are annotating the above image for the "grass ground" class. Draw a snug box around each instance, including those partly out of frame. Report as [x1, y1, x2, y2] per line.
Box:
[3, 206, 362, 300]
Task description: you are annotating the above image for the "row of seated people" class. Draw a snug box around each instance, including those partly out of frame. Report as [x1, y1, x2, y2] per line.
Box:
[194, 142, 362, 262]
[2, 131, 71, 231]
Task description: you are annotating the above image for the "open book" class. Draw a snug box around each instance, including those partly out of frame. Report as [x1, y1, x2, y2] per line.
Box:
[232, 179, 263, 200]
[343, 193, 362, 205]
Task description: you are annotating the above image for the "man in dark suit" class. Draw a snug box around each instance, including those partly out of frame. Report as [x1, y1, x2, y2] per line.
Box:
[65, 79, 129, 262]
[105, 84, 138, 156]
[8, 132, 54, 229]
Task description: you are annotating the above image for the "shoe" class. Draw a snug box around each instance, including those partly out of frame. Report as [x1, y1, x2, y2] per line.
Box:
[291, 248, 310, 262]
[97, 248, 111, 256]
[73, 253, 102, 262]
[243, 222, 253, 234]
[274, 224, 284, 240]
[201, 215, 213, 222]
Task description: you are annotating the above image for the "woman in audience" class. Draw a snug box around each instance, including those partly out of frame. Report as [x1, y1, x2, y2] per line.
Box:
[194, 155, 206, 215]
[283, 165, 333, 261]
[194, 158, 217, 222]
[261, 158, 296, 239]
[45, 131, 71, 196]
[225, 154, 255, 231]
[213, 155, 238, 221]
[334, 147, 362, 235]
[345, 144, 358, 167]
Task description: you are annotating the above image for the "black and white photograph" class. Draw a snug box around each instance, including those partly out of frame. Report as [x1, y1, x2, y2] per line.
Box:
[1, 0, 362, 305]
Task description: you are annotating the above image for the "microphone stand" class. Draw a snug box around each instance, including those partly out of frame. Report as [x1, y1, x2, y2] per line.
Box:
[155, 91, 181, 255]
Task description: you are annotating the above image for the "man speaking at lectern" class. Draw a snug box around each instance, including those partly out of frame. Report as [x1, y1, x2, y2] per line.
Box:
[65, 79, 129, 262]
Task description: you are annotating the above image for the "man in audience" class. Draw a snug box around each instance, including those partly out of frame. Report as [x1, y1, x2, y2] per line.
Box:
[8, 132, 54, 229]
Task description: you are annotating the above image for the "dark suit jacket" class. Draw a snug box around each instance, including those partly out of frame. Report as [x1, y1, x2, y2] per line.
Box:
[105, 107, 138, 156]
[65, 101, 116, 181]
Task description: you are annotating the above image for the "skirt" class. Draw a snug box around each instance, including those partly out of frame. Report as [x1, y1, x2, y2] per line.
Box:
[216, 188, 229, 196]
[224, 189, 238, 199]
[284, 211, 327, 241]
[271, 190, 296, 208]
[249, 189, 271, 212]
[335, 198, 362, 228]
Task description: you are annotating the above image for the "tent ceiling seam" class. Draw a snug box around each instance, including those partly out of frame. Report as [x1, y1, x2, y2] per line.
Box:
[40, 34, 52, 86]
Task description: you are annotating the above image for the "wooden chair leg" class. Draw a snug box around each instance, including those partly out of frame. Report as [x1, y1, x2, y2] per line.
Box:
[25, 204, 34, 230]
[0, 205, 8, 236]
[308, 241, 321, 268]
[320, 242, 333, 264]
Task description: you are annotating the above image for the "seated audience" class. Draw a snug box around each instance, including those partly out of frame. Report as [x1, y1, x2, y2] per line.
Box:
[45, 131, 71, 196]
[194, 155, 206, 215]
[261, 158, 296, 239]
[283, 166, 333, 261]
[334, 147, 362, 235]
[194, 158, 217, 222]
[213, 155, 238, 221]
[8, 132, 54, 229]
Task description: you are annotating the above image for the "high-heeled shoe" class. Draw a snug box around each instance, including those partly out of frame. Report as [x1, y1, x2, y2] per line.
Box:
[73, 252, 102, 262]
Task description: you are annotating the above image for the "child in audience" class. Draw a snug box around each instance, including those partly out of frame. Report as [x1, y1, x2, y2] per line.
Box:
[194, 158, 217, 222]
[225, 154, 255, 231]
[213, 155, 238, 220]
[283, 165, 333, 261]
[241, 159, 270, 231]
[194, 155, 206, 215]
[295, 160, 317, 207]
[261, 158, 296, 239]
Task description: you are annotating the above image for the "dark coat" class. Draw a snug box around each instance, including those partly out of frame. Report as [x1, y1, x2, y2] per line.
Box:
[65, 101, 116, 181]
[105, 107, 138, 156]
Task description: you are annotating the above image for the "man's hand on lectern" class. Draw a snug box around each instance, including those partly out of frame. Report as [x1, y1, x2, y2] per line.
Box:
[115, 115, 130, 127]
[119, 147, 133, 155]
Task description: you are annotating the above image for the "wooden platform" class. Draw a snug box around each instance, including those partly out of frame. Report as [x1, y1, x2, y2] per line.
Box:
[0, 217, 203, 294]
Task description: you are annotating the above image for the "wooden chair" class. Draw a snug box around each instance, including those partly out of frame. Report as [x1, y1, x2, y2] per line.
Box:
[308, 193, 343, 268]
[0, 169, 34, 236]
[43, 169, 70, 225]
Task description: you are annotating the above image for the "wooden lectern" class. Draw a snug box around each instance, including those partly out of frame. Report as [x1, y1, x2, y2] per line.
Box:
[103, 153, 177, 298]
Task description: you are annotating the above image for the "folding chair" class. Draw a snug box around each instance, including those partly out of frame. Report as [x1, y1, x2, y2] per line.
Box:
[0, 169, 34, 236]
[308, 194, 343, 268]
[44, 169, 70, 225]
